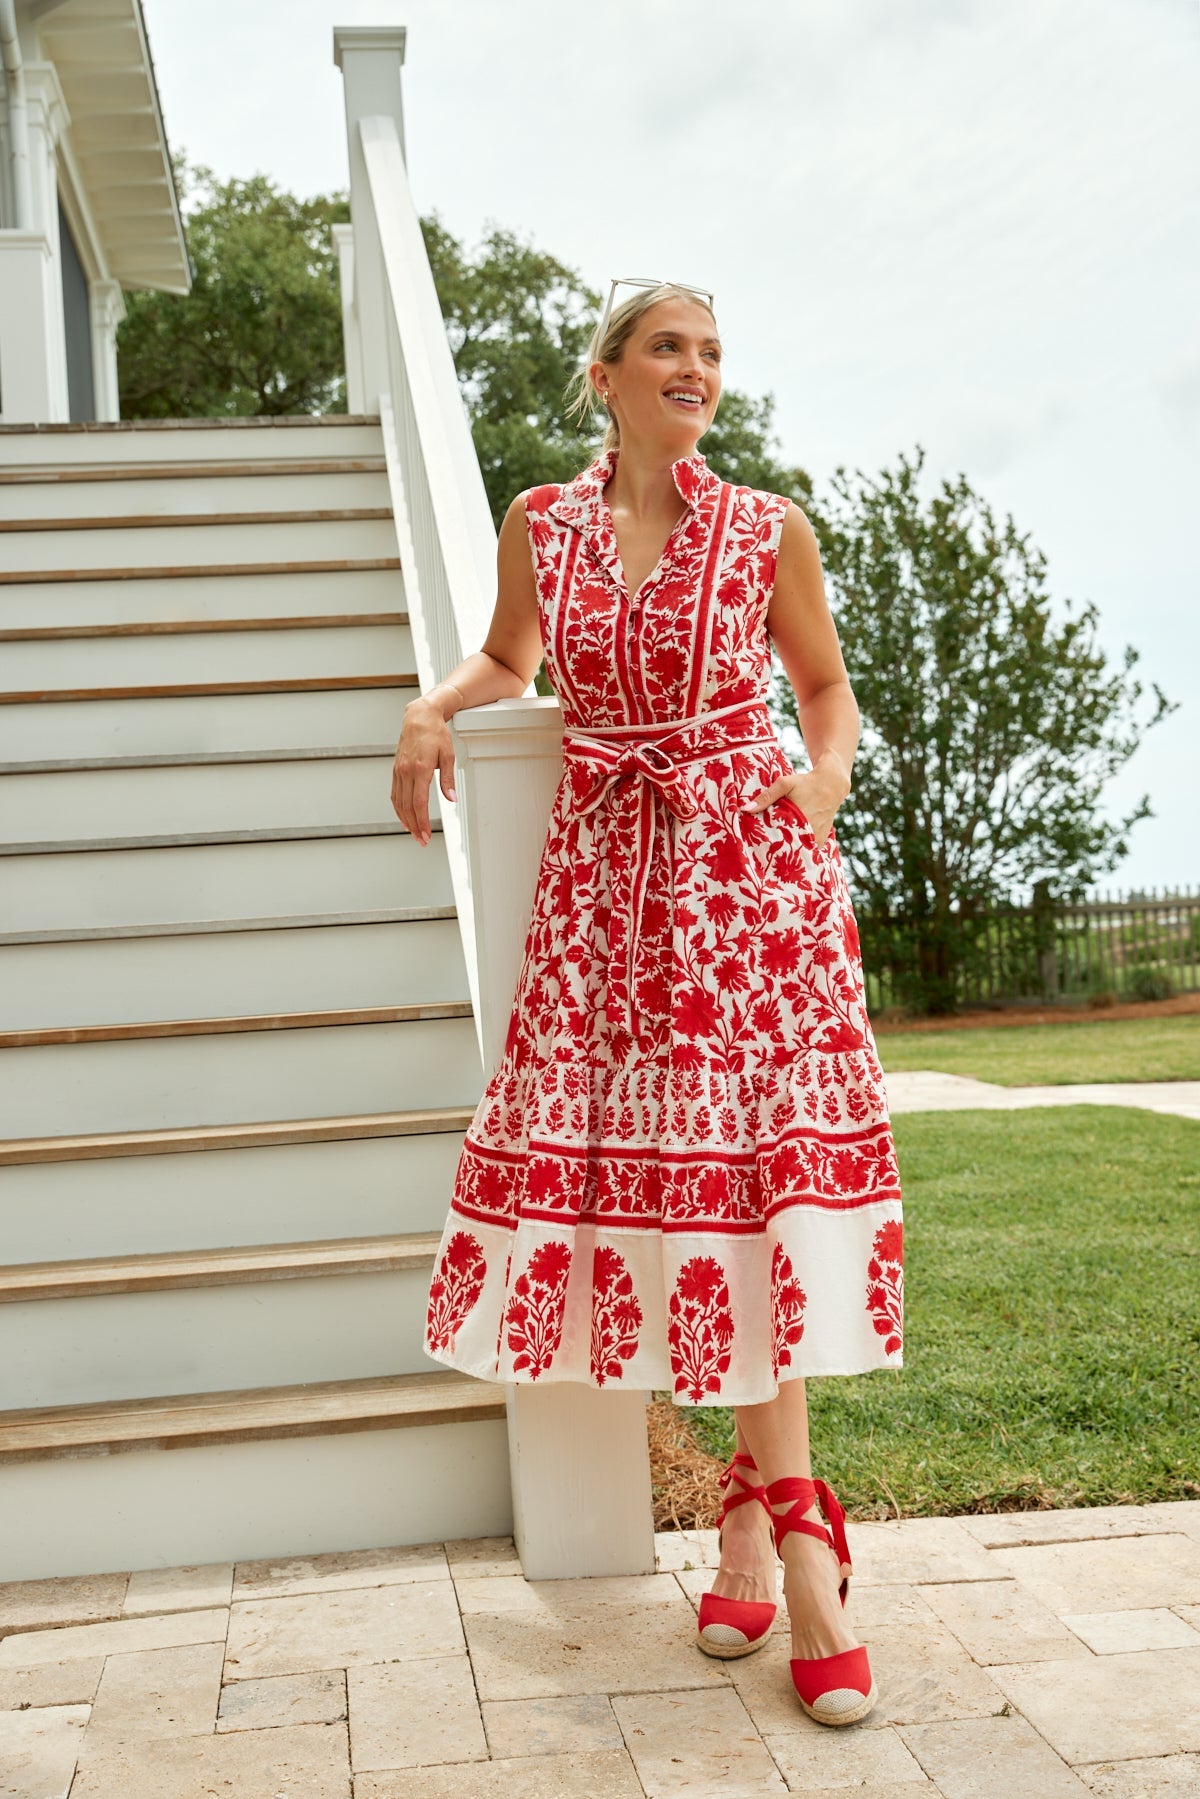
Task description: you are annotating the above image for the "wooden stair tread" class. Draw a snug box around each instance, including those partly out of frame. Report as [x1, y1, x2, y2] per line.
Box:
[0, 1106, 476, 1166]
[0, 1370, 505, 1463]
[0, 508, 394, 534]
[0, 558, 401, 586]
[0, 1000, 474, 1050]
[0, 1231, 443, 1302]
[0, 457, 388, 485]
[0, 613, 408, 641]
[1, 820, 416, 856]
[0, 904, 456, 947]
[0, 673, 417, 703]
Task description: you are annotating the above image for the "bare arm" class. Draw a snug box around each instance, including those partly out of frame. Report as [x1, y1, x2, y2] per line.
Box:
[391, 491, 544, 844]
[751, 501, 858, 846]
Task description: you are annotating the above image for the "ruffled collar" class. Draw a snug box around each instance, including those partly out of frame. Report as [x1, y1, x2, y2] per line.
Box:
[547, 447, 723, 606]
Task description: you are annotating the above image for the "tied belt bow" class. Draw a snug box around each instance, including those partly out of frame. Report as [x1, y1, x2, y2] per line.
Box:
[559, 698, 777, 1044]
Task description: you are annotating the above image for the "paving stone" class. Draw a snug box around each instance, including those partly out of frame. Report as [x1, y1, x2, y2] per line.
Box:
[85, 1641, 223, 1740]
[0, 1657, 102, 1711]
[463, 1594, 730, 1701]
[957, 1507, 1168, 1551]
[653, 1528, 721, 1571]
[444, 1536, 522, 1579]
[481, 1693, 624, 1758]
[612, 1687, 788, 1795]
[762, 1721, 931, 1789]
[0, 1702, 90, 1799]
[347, 1653, 486, 1770]
[225, 1580, 463, 1680]
[454, 1570, 684, 1614]
[846, 1518, 1005, 1586]
[920, 1578, 1092, 1665]
[989, 1534, 1200, 1615]
[989, 1647, 1200, 1764]
[123, 1561, 233, 1615]
[70, 1717, 351, 1796]
[232, 1540, 447, 1600]
[897, 1714, 1091, 1795]
[728, 1583, 1006, 1735]
[0, 1606, 228, 1670]
[1078, 1753, 1200, 1795]
[1062, 1609, 1200, 1654]
[217, 1666, 346, 1731]
[353, 1747, 642, 1796]
[0, 1571, 127, 1634]
[1140, 1502, 1200, 1544]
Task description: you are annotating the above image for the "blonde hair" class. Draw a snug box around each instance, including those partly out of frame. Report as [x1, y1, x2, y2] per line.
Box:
[564, 283, 720, 454]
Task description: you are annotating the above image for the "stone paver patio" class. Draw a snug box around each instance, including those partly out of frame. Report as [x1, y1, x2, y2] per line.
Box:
[2, 1501, 1198, 1796]
[882, 1072, 1200, 1122]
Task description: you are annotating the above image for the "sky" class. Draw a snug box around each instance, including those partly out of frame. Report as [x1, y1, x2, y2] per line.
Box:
[144, 0, 1198, 897]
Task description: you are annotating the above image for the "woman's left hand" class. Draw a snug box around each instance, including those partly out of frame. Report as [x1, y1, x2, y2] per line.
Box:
[745, 754, 850, 851]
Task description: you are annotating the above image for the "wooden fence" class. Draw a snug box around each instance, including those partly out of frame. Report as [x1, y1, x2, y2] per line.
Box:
[862, 881, 1200, 1015]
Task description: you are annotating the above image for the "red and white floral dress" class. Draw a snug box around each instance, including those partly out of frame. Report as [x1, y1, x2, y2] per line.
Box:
[423, 447, 904, 1405]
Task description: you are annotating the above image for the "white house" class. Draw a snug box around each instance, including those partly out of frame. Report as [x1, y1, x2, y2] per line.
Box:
[0, 0, 188, 424]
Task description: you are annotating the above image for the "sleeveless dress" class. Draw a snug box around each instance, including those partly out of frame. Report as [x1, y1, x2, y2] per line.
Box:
[422, 447, 904, 1406]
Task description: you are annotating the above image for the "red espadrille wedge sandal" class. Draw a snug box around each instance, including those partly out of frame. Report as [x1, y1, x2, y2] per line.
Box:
[695, 1451, 779, 1659]
[765, 1475, 877, 1725]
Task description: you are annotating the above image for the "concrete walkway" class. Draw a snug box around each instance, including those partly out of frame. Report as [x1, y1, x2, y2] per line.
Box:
[2, 1502, 1199, 1795]
[883, 1071, 1200, 1121]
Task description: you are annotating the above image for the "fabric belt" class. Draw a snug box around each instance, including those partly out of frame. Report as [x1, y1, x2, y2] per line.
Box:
[560, 696, 779, 1043]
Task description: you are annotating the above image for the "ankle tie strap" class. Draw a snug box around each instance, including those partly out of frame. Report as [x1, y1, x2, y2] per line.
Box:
[764, 1475, 853, 1594]
[715, 1451, 773, 1527]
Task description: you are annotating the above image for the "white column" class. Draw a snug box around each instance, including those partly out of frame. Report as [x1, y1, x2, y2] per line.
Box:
[451, 702, 657, 1581]
[22, 62, 69, 419]
[331, 222, 364, 414]
[332, 26, 407, 413]
[0, 230, 55, 421]
[89, 276, 124, 421]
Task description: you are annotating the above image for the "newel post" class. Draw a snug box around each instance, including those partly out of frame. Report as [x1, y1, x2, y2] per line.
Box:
[451, 701, 657, 1580]
[332, 25, 407, 411]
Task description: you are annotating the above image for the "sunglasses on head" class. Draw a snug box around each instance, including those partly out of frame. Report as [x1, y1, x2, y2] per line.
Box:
[597, 276, 715, 341]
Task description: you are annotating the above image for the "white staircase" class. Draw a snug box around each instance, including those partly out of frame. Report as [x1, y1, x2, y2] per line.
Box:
[0, 416, 512, 1581]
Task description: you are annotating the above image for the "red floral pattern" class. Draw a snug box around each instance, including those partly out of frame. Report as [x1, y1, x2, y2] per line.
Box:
[504, 1239, 573, 1379]
[669, 1255, 735, 1402]
[425, 1230, 486, 1354]
[421, 447, 904, 1398]
[865, 1219, 904, 1357]
[590, 1245, 644, 1384]
[770, 1241, 808, 1377]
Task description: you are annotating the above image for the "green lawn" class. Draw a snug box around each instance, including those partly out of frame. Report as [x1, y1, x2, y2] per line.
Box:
[873, 1013, 1200, 1085]
[685, 1106, 1200, 1518]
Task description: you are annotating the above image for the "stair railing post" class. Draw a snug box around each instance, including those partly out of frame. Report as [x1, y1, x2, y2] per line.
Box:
[452, 702, 657, 1580]
[332, 26, 408, 412]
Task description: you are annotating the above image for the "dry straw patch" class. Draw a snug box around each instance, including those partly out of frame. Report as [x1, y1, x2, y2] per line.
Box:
[647, 1395, 726, 1531]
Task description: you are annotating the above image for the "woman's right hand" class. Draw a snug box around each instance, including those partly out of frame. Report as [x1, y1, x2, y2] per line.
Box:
[391, 696, 456, 847]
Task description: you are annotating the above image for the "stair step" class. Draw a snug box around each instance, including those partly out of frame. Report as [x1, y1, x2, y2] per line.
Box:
[0, 686, 415, 761]
[0, 505, 391, 533]
[0, 566, 404, 631]
[2, 619, 415, 694]
[1, 832, 451, 936]
[0, 455, 387, 485]
[0, 1370, 504, 1465]
[0, 470, 389, 522]
[0, 416, 385, 469]
[1, 673, 416, 705]
[0, 916, 466, 1032]
[3, 1012, 484, 1136]
[0, 1105, 475, 1166]
[0, 1232, 442, 1302]
[0, 516, 400, 576]
[1, 905, 452, 948]
[0, 999, 472, 1049]
[0, 611, 407, 640]
[0, 752, 409, 842]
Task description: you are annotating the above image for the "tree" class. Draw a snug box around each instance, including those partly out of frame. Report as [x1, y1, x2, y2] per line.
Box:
[117, 160, 348, 418]
[775, 446, 1176, 1014]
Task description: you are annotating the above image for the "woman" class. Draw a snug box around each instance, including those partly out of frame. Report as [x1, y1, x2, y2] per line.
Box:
[393, 280, 904, 1727]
